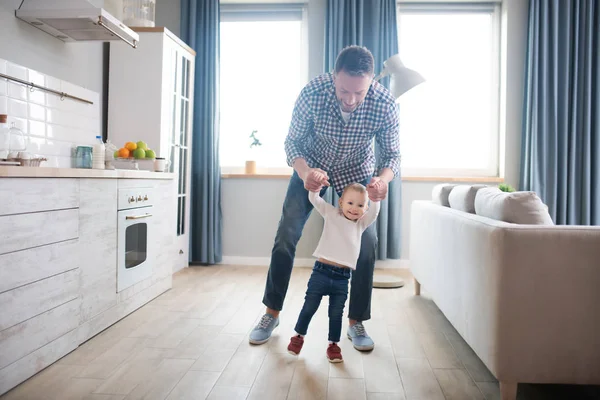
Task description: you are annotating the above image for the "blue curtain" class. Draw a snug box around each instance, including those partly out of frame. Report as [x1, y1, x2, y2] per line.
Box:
[521, 0, 600, 225]
[324, 0, 402, 259]
[181, 0, 223, 263]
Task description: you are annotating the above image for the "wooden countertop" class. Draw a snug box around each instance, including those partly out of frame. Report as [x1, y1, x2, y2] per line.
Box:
[0, 166, 175, 180]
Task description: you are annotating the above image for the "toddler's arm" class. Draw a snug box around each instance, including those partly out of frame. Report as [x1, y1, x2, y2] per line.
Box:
[308, 190, 334, 217]
[359, 200, 381, 229]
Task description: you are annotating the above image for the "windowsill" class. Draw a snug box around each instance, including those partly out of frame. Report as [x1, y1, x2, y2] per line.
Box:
[220, 168, 504, 183]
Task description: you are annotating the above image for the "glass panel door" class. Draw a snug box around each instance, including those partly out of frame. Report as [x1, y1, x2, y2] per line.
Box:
[176, 54, 192, 237]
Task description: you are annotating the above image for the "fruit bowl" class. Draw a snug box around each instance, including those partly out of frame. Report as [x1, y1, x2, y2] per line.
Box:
[114, 157, 156, 161]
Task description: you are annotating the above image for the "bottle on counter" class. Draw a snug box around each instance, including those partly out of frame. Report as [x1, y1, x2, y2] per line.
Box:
[92, 135, 105, 170]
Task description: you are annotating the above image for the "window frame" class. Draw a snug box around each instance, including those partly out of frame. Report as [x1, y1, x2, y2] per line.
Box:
[219, 4, 308, 173]
[396, 2, 502, 178]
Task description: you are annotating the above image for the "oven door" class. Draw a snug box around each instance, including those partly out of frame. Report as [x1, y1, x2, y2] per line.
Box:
[117, 206, 154, 292]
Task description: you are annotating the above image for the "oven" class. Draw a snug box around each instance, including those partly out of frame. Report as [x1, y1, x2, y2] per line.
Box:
[117, 187, 154, 292]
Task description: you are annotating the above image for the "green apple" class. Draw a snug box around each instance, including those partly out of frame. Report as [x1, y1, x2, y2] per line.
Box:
[113, 150, 119, 159]
[133, 148, 146, 159]
[145, 149, 156, 159]
[136, 141, 148, 150]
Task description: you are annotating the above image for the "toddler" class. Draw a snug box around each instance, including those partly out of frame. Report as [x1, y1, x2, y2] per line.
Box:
[287, 182, 380, 362]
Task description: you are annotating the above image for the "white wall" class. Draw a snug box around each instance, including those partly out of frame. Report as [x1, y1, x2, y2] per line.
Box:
[156, 0, 529, 262]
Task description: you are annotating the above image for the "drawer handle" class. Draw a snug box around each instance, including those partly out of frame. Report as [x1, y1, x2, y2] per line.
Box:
[126, 214, 153, 220]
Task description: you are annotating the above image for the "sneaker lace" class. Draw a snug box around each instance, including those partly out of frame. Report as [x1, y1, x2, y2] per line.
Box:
[353, 322, 366, 336]
[257, 314, 273, 329]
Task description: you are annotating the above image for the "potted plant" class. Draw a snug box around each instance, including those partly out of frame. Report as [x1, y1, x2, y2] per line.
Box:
[498, 183, 516, 192]
[245, 130, 262, 174]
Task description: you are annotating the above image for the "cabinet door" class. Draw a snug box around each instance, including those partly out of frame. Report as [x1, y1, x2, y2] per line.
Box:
[169, 46, 194, 269]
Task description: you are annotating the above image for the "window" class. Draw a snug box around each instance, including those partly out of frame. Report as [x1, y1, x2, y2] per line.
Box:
[219, 5, 307, 170]
[397, 3, 501, 177]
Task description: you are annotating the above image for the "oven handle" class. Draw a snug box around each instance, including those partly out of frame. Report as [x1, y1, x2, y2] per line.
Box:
[126, 214, 153, 220]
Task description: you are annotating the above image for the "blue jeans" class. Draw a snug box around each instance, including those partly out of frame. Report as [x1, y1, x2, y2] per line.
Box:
[262, 171, 377, 321]
[295, 261, 351, 342]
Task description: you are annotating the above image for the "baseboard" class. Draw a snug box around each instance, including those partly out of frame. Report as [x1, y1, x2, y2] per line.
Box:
[220, 256, 410, 269]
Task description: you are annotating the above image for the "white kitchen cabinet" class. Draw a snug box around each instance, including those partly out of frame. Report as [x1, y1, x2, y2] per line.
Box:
[108, 28, 195, 272]
[0, 172, 177, 396]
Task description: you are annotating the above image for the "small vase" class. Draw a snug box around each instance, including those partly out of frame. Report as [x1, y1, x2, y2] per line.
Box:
[245, 160, 257, 174]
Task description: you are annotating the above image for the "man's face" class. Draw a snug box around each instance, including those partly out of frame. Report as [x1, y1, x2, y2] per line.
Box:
[333, 70, 373, 113]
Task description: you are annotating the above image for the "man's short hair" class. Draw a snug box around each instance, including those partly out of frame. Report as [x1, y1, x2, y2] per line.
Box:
[334, 46, 375, 77]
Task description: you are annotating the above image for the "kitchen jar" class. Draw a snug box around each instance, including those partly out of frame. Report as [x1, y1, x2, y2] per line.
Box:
[76, 146, 93, 169]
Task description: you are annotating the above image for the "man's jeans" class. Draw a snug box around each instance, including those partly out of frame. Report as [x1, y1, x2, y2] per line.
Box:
[294, 261, 351, 342]
[262, 171, 377, 321]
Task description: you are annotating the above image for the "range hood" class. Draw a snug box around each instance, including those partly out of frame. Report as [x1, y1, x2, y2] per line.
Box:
[15, 0, 139, 48]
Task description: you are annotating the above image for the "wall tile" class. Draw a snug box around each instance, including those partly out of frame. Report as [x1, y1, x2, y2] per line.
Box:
[29, 120, 46, 137]
[8, 98, 28, 119]
[8, 82, 27, 100]
[28, 69, 45, 86]
[28, 90, 46, 106]
[29, 103, 46, 122]
[0, 95, 7, 114]
[6, 63, 27, 80]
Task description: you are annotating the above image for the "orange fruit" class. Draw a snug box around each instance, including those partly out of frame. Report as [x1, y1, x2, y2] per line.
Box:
[125, 142, 137, 151]
[118, 148, 130, 158]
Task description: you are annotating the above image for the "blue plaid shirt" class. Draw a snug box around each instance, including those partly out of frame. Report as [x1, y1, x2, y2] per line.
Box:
[285, 73, 400, 193]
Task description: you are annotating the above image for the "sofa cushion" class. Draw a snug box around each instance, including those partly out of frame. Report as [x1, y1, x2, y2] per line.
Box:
[431, 183, 456, 207]
[448, 184, 487, 213]
[474, 187, 554, 225]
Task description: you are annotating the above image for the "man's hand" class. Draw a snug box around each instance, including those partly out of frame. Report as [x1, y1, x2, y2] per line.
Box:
[367, 177, 388, 201]
[302, 168, 330, 192]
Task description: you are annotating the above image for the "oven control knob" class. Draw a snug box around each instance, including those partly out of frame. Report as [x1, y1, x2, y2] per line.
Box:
[144, 195, 148, 201]
[137, 195, 143, 202]
[129, 196, 135, 203]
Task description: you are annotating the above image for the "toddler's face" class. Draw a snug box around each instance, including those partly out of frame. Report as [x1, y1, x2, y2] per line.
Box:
[339, 189, 369, 221]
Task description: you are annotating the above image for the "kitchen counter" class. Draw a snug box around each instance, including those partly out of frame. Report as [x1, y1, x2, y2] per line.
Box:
[0, 166, 174, 179]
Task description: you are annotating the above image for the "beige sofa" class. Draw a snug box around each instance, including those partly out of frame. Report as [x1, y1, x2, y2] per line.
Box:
[409, 196, 600, 400]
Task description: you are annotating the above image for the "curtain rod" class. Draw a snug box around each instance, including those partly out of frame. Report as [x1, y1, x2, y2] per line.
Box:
[0, 72, 94, 105]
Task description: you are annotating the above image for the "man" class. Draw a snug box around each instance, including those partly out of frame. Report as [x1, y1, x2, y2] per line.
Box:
[249, 45, 400, 351]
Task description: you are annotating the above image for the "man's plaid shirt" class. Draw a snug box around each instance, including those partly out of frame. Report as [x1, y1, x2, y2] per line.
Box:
[285, 73, 400, 193]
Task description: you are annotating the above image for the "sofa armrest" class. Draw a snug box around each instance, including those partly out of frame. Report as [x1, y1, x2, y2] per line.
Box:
[495, 225, 600, 383]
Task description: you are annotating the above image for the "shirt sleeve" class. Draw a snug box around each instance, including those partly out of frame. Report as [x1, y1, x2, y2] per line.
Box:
[359, 200, 381, 230]
[285, 87, 314, 167]
[375, 102, 401, 177]
[308, 191, 334, 217]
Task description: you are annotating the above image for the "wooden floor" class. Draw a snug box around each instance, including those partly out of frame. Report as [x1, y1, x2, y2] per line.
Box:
[2, 265, 599, 400]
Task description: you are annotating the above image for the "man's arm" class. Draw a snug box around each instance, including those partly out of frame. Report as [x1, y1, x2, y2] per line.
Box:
[285, 88, 313, 179]
[375, 103, 401, 182]
[308, 190, 334, 217]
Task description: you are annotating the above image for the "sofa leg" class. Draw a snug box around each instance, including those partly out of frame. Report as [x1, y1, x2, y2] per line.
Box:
[414, 278, 421, 296]
[500, 382, 517, 400]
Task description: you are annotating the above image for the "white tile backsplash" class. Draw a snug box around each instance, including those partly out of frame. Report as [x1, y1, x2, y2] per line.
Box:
[8, 82, 27, 101]
[28, 103, 46, 122]
[28, 90, 45, 106]
[8, 98, 28, 119]
[28, 120, 46, 137]
[0, 58, 100, 168]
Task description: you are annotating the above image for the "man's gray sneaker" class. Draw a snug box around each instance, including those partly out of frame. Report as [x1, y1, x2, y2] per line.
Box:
[249, 313, 279, 344]
[347, 322, 374, 351]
